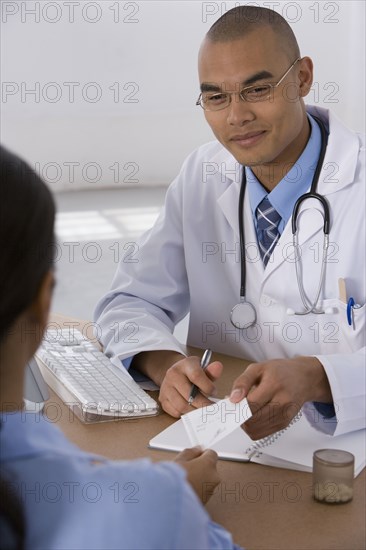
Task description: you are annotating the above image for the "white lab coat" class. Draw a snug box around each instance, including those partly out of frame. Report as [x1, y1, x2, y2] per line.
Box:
[95, 106, 366, 436]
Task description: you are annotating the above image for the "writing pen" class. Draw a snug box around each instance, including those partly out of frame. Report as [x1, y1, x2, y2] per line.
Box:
[347, 297, 361, 328]
[188, 349, 212, 405]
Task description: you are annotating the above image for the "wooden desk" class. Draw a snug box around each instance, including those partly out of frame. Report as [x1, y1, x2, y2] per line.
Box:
[45, 315, 366, 550]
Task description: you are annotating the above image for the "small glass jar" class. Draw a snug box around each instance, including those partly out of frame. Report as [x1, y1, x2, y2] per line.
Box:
[313, 449, 354, 503]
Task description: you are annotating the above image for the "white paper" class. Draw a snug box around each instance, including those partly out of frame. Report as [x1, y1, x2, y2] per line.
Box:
[181, 397, 252, 448]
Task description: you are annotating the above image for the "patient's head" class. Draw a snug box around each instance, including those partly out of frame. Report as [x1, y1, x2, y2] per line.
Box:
[0, 146, 56, 349]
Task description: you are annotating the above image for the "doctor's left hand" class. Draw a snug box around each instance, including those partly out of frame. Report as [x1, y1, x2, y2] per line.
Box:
[229, 356, 333, 440]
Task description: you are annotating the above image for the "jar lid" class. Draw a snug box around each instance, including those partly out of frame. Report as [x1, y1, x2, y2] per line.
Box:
[313, 449, 355, 466]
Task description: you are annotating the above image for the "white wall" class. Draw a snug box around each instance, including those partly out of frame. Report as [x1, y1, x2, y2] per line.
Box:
[1, 0, 365, 191]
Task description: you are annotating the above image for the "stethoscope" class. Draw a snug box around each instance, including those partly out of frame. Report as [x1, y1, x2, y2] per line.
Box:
[230, 116, 330, 329]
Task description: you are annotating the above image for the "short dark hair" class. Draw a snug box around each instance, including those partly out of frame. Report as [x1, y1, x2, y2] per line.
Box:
[0, 146, 56, 341]
[207, 6, 300, 60]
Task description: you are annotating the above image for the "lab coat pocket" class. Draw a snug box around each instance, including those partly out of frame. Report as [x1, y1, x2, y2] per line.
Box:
[317, 298, 366, 354]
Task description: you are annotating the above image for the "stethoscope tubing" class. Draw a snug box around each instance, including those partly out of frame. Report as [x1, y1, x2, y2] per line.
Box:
[232, 115, 330, 326]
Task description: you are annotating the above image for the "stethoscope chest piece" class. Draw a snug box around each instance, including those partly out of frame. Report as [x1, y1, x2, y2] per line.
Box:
[230, 300, 257, 329]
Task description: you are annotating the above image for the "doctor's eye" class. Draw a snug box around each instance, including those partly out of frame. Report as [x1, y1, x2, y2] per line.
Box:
[243, 85, 272, 101]
[203, 92, 230, 107]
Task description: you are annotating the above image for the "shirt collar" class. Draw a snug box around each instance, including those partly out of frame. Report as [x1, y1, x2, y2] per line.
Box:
[246, 113, 322, 232]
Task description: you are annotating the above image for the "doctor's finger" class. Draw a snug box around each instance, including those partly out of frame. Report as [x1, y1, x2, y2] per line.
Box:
[204, 361, 224, 382]
[229, 363, 263, 403]
[185, 360, 223, 396]
[159, 386, 195, 417]
[243, 402, 293, 440]
[188, 391, 217, 410]
[163, 358, 200, 391]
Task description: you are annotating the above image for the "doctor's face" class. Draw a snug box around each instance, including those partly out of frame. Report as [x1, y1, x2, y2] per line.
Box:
[198, 29, 313, 182]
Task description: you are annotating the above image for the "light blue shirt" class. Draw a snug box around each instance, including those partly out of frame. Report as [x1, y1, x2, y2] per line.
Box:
[0, 412, 242, 550]
[246, 113, 322, 233]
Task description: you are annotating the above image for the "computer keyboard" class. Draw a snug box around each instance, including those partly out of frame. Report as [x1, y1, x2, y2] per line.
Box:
[35, 329, 159, 422]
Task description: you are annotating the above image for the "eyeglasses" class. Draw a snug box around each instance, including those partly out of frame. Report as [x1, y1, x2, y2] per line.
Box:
[196, 58, 300, 111]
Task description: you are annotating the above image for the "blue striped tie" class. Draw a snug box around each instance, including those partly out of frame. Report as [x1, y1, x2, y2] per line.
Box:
[256, 197, 281, 267]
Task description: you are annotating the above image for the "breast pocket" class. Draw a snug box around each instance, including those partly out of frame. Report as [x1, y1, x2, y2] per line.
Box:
[316, 298, 366, 354]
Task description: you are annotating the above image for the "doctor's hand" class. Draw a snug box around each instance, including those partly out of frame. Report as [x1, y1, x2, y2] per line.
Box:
[159, 355, 224, 417]
[131, 350, 223, 417]
[174, 447, 220, 503]
[229, 357, 333, 440]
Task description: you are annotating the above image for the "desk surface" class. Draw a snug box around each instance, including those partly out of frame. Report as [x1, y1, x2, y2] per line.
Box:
[46, 315, 366, 550]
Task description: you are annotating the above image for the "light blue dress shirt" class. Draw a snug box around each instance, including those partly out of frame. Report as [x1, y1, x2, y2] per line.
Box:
[0, 412, 242, 550]
[246, 113, 322, 233]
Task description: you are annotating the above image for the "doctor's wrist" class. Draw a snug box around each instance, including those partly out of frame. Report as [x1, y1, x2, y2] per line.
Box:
[301, 356, 333, 404]
[131, 350, 185, 387]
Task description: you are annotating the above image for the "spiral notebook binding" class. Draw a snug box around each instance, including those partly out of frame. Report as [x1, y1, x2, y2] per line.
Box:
[245, 410, 303, 460]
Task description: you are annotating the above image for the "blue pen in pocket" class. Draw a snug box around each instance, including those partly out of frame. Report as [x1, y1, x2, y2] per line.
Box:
[347, 297, 361, 328]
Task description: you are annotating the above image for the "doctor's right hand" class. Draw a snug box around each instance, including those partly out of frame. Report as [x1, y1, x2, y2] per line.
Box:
[131, 350, 223, 417]
[159, 354, 224, 417]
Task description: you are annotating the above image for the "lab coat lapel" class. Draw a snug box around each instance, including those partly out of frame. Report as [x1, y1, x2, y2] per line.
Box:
[217, 179, 241, 237]
[213, 148, 242, 238]
[262, 197, 325, 283]
[307, 106, 359, 195]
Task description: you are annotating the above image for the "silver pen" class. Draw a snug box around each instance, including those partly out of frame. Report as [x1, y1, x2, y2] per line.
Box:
[188, 349, 212, 405]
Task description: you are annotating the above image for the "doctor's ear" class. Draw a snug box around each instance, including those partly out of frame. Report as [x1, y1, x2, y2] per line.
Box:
[297, 57, 313, 98]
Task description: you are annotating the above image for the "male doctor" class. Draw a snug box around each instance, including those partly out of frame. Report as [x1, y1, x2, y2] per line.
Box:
[95, 6, 365, 439]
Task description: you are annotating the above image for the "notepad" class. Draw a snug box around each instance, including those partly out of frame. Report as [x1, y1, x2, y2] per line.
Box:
[149, 405, 366, 477]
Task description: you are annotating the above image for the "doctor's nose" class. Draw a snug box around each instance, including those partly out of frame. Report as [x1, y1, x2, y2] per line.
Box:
[226, 94, 255, 126]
